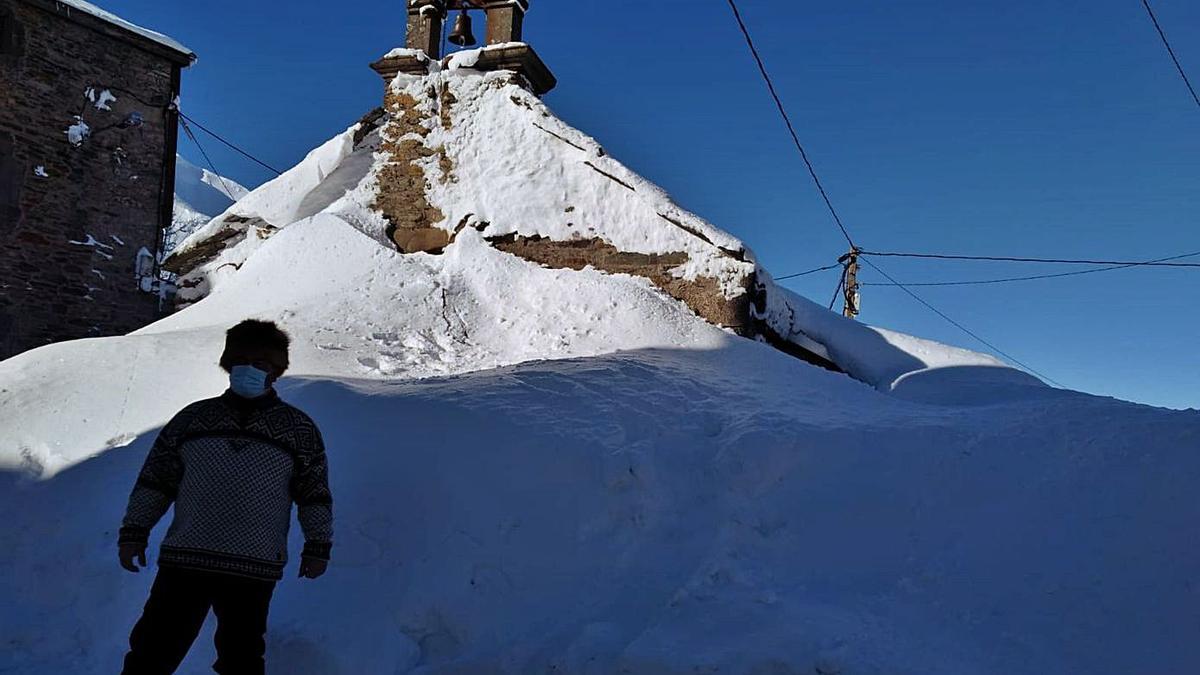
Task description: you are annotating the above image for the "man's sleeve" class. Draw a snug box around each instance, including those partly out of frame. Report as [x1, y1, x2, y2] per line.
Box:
[293, 419, 333, 561]
[118, 408, 190, 546]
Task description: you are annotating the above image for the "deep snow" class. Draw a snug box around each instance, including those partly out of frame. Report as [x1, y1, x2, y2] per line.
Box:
[3, 333, 1197, 674]
[2, 60, 1198, 675]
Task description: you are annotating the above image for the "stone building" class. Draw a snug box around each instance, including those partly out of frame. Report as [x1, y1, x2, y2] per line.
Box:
[0, 0, 194, 360]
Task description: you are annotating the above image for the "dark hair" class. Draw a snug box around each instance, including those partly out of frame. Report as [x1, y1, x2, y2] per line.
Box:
[219, 320, 291, 373]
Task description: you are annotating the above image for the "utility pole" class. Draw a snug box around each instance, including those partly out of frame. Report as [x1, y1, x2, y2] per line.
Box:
[839, 249, 861, 319]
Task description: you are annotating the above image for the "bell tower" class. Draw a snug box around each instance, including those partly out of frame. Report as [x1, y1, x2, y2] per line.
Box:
[371, 0, 556, 96]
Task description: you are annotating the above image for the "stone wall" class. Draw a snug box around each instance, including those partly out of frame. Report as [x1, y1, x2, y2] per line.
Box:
[375, 86, 451, 254]
[491, 234, 756, 333]
[489, 235, 841, 370]
[0, 0, 183, 359]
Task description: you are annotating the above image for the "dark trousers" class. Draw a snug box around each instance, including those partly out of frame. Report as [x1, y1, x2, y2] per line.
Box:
[122, 567, 276, 675]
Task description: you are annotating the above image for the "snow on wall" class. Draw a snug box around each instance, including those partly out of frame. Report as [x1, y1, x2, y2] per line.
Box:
[406, 68, 752, 295]
[444, 41, 529, 70]
[65, 116, 90, 146]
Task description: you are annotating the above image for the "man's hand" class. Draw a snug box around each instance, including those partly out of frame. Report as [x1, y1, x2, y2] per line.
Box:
[298, 556, 328, 579]
[119, 542, 147, 573]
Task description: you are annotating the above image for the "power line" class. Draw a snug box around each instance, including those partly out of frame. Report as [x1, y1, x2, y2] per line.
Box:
[860, 250, 1200, 268]
[178, 117, 240, 204]
[775, 262, 842, 281]
[178, 112, 284, 176]
[861, 250, 1200, 286]
[725, 0, 857, 249]
[860, 258, 1066, 388]
[778, 249, 1200, 285]
[1141, 0, 1200, 111]
[726, 1, 1062, 385]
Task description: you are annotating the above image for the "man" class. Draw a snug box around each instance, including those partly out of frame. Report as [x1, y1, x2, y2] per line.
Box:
[118, 319, 333, 675]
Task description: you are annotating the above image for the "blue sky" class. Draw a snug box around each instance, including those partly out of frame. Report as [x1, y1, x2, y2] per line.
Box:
[105, 0, 1197, 409]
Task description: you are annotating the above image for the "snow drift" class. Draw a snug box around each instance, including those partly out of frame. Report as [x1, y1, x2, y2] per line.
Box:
[169, 155, 250, 256]
[2, 51, 1198, 674]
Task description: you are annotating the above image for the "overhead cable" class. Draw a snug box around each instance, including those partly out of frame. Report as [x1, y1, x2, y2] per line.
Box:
[860, 250, 1200, 268]
[725, 0, 857, 249]
[775, 262, 842, 281]
[861, 250, 1200, 286]
[1141, 0, 1200, 110]
[179, 117, 240, 203]
[179, 112, 284, 176]
[859, 258, 1066, 387]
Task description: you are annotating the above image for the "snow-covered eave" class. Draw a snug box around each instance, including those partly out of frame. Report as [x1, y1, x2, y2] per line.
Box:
[754, 273, 1047, 398]
[36, 0, 196, 65]
[164, 122, 366, 276]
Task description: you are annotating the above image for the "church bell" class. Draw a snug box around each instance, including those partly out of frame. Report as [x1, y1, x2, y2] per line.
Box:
[448, 10, 477, 47]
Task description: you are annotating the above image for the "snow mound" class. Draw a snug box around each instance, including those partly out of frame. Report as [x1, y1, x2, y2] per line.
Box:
[2, 338, 1198, 674]
[2, 214, 727, 475]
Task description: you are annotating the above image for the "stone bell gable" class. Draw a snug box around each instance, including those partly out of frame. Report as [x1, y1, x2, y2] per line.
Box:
[370, 0, 556, 96]
[0, 0, 194, 359]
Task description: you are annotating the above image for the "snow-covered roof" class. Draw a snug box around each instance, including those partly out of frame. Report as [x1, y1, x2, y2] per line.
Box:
[50, 0, 196, 63]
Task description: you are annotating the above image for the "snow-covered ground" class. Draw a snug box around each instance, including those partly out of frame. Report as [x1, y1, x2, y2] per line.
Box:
[2, 317, 1196, 674]
[1, 60, 1198, 674]
[169, 155, 250, 255]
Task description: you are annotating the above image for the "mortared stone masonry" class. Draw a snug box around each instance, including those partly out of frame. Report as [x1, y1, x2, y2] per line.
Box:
[0, 0, 192, 359]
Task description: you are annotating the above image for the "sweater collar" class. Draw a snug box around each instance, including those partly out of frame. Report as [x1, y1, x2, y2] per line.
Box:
[221, 388, 282, 412]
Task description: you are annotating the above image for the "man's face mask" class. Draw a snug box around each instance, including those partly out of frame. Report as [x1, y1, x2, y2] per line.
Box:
[230, 365, 270, 398]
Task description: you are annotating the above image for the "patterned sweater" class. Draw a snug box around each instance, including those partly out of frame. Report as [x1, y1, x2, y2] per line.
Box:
[119, 390, 333, 580]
